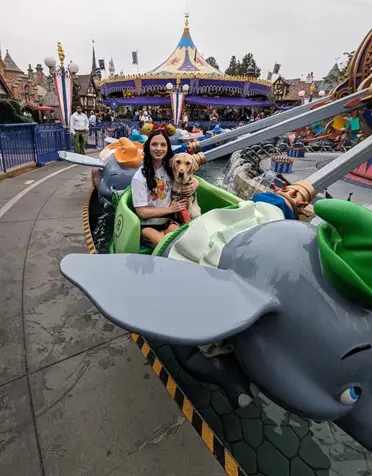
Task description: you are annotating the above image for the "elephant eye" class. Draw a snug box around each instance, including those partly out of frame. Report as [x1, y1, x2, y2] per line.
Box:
[340, 386, 362, 405]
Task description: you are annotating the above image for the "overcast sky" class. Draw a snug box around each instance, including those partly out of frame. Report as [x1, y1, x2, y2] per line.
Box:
[1, 0, 371, 81]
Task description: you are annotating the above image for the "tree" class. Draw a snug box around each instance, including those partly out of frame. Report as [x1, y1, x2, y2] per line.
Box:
[225, 56, 239, 75]
[340, 51, 355, 76]
[0, 100, 33, 124]
[225, 53, 261, 77]
[238, 53, 261, 77]
[72, 77, 81, 110]
[206, 57, 220, 70]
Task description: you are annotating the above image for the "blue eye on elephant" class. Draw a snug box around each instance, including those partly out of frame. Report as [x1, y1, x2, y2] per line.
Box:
[340, 387, 362, 406]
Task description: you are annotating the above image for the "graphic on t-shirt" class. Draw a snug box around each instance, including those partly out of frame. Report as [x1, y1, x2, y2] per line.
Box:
[150, 177, 167, 200]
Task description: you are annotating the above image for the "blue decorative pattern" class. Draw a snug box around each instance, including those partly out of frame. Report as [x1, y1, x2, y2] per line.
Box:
[177, 29, 196, 49]
[178, 49, 200, 72]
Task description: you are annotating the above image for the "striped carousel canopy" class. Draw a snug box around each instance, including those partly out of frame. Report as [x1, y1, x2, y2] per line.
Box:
[148, 13, 224, 76]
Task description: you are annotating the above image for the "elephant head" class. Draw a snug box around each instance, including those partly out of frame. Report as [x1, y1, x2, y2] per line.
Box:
[59, 199, 372, 451]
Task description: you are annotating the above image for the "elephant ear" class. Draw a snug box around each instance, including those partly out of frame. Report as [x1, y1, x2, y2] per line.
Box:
[60, 254, 280, 345]
[58, 151, 106, 168]
[104, 137, 119, 144]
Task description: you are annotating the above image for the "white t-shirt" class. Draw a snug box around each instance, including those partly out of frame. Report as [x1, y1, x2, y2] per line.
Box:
[131, 166, 172, 225]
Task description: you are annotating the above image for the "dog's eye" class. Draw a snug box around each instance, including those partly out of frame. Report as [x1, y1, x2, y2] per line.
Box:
[176, 160, 181, 164]
[186, 162, 191, 166]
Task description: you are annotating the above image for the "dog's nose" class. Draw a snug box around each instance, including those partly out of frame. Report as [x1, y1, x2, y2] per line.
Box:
[179, 171, 184, 176]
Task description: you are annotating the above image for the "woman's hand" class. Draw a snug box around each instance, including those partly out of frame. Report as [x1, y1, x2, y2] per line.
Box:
[180, 177, 199, 197]
[170, 198, 189, 213]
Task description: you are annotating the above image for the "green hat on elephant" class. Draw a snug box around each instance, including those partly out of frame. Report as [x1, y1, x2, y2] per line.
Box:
[315, 199, 372, 307]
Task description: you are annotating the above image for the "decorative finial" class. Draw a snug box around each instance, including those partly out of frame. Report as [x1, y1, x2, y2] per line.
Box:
[185, 11, 190, 28]
[57, 42, 65, 66]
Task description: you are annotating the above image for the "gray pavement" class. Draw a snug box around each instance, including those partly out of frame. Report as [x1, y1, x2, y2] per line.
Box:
[0, 161, 225, 476]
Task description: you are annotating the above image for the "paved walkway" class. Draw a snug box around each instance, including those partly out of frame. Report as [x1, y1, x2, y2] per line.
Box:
[0, 160, 224, 476]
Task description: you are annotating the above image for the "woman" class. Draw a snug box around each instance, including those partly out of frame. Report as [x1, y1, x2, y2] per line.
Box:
[131, 130, 198, 248]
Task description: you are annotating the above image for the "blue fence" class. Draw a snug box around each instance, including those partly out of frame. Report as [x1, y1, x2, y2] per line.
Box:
[0, 123, 72, 172]
[86, 122, 130, 149]
[0, 119, 249, 172]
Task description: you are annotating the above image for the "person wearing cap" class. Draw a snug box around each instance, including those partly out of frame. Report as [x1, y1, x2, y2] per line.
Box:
[128, 129, 147, 144]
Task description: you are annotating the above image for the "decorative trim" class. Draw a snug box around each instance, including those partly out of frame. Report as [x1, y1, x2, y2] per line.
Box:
[81, 190, 246, 475]
[99, 73, 272, 87]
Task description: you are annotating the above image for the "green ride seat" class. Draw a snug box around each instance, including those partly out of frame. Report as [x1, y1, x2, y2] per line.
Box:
[111, 177, 241, 255]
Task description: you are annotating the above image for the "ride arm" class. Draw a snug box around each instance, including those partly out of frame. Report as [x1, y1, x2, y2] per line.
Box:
[203, 88, 369, 162]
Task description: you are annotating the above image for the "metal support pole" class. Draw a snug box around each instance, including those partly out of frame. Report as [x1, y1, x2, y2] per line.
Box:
[200, 95, 331, 149]
[204, 89, 369, 162]
[306, 134, 372, 193]
[61, 66, 69, 129]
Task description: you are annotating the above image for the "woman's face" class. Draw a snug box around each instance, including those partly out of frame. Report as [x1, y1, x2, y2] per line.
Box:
[149, 134, 168, 163]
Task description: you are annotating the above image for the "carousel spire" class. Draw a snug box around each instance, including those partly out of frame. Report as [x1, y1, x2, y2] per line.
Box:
[91, 39, 98, 75]
[184, 11, 190, 29]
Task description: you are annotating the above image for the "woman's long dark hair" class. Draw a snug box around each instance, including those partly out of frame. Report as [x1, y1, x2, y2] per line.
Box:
[142, 129, 174, 191]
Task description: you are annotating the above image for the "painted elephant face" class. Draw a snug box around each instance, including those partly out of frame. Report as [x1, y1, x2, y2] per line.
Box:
[219, 220, 372, 434]
[98, 155, 139, 199]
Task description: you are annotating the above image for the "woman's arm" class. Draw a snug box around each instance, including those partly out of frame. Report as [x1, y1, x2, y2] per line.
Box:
[135, 199, 189, 220]
[132, 177, 188, 220]
[135, 206, 173, 220]
[180, 176, 199, 197]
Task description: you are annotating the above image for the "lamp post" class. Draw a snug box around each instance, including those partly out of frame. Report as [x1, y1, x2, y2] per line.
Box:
[298, 90, 306, 105]
[44, 43, 79, 129]
[166, 80, 189, 126]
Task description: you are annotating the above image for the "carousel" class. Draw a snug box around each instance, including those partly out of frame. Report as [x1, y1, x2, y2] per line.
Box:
[99, 13, 272, 125]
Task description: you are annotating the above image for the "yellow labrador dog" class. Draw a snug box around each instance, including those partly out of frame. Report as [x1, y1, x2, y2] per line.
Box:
[171, 152, 206, 221]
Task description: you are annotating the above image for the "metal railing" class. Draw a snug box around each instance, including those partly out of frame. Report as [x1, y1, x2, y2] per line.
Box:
[0, 123, 71, 172]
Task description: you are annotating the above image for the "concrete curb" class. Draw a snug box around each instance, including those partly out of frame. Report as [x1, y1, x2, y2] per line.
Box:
[0, 162, 37, 181]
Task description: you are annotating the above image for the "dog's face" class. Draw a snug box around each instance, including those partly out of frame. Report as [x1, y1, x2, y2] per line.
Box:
[171, 153, 194, 184]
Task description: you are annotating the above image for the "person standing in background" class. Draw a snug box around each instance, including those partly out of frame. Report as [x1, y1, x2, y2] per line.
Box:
[89, 110, 97, 127]
[70, 106, 89, 155]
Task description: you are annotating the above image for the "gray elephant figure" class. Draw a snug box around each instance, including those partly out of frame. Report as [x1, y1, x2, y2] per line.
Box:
[60, 199, 372, 452]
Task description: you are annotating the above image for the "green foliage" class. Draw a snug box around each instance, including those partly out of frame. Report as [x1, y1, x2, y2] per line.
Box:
[239, 53, 261, 77]
[225, 53, 261, 77]
[9, 100, 22, 115]
[225, 56, 238, 75]
[0, 99, 33, 124]
[206, 56, 220, 70]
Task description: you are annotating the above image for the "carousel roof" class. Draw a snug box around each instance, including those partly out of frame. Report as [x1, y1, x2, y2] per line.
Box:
[148, 14, 224, 76]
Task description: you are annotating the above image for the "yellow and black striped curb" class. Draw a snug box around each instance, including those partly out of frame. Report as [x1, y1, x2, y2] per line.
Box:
[81, 191, 245, 476]
[82, 189, 96, 254]
[131, 333, 245, 476]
